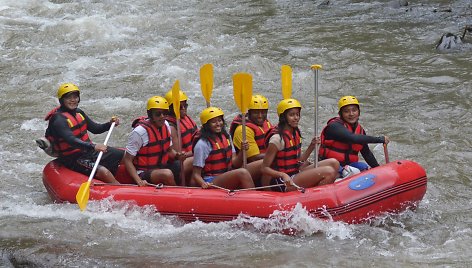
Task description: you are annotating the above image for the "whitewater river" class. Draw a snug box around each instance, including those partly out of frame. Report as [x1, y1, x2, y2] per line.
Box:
[1, 0, 471, 267]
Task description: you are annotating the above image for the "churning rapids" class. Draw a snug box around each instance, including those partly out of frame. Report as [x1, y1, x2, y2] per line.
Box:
[1, 1, 471, 267]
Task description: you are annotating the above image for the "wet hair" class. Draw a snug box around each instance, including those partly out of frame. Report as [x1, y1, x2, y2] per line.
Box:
[200, 116, 230, 141]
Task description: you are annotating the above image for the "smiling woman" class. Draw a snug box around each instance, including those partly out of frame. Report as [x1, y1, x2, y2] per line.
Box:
[191, 106, 255, 190]
[261, 98, 339, 192]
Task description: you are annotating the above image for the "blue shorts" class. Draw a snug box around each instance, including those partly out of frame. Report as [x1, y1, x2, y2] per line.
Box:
[204, 176, 215, 183]
[338, 162, 369, 174]
[350, 162, 369, 171]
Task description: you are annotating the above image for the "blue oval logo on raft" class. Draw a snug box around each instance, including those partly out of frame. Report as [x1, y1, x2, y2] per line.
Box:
[348, 174, 376, 190]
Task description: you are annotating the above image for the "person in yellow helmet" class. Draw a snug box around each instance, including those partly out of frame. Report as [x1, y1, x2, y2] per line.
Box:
[164, 89, 197, 183]
[191, 107, 255, 190]
[39, 83, 123, 184]
[230, 94, 272, 163]
[319, 95, 389, 174]
[261, 98, 339, 192]
[123, 96, 186, 186]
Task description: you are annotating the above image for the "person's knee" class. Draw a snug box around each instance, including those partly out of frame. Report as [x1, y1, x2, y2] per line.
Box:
[332, 159, 340, 170]
[150, 169, 175, 185]
[235, 168, 251, 179]
[328, 167, 338, 179]
[97, 166, 109, 175]
[162, 169, 176, 185]
[236, 169, 254, 187]
[325, 158, 340, 170]
[95, 167, 117, 183]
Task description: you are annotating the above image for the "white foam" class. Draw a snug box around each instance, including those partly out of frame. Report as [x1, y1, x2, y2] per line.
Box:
[20, 118, 47, 131]
[0, 195, 356, 240]
[417, 76, 460, 84]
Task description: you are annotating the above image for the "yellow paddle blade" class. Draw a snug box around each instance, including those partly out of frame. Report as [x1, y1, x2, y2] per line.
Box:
[232, 73, 253, 113]
[171, 80, 181, 119]
[76, 181, 91, 211]
[281, 65, 292, 99]
[200, 63, 213, 107]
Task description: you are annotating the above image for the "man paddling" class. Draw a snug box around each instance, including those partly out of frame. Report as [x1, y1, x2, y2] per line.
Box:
[38, 83, 123, 184]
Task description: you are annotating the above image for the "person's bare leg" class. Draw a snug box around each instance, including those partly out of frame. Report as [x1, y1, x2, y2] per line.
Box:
[95, 166, 120, 184]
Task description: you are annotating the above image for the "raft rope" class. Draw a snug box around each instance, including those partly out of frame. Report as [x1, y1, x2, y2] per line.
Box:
[93, 180, 305, 193]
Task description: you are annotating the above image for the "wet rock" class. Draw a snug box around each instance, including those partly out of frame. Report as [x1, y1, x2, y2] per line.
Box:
[436, 25, 472, 51]
[432, 7, 452, 13]
[436, 33, 463, 50]
[318, 0, 330, 8]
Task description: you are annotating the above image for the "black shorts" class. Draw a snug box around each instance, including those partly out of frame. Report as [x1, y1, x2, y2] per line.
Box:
[58, 147, 124, 176]
[138, 160, 182, 185]
[270, 177, 286, 192]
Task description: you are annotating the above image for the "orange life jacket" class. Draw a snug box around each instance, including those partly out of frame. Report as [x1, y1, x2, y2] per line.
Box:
[319, 117, 365, 166]
[193, 132, 233, 177]
[132, 117, 171, 170]
[165, 115, 198, 152]
[229, 114, 271, 153]
[265, 126, 301, 176]
[45, 108, 91, 157]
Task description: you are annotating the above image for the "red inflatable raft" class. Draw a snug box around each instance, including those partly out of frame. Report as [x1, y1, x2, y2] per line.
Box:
[42, 159, 427, 224]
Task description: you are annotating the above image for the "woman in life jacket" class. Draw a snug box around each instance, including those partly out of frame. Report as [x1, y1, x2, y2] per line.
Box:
[261, 98, 339, 192]
[191, 107, 255, 190]
[164, 89, 197, 184]
[319, 95, 389, 172]
[42, 83, 123, 184]
[123, 96, 186, 187]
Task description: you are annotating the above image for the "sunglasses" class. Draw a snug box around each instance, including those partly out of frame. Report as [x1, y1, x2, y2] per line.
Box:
[152, 111, 168, 117]
[180, 103, 188, 109]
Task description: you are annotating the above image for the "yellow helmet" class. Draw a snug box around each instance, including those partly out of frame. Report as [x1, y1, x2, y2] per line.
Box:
[57, 83, 80, 99]
[164, 89, 188, 103]
[277, 98, 302, 116]
[146, 96, 169, 111]
[200, 107, 224, 125]
[249, 94, 269, 110]
[338, 96, 359, 110]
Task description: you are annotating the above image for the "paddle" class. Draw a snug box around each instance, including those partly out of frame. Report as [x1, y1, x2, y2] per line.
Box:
[281, 65, 292, 99]
[383, 144, 390, 163]
[76, 122, 116, 211]
[200, 63, 213, 108]
[311, 64, 322, 167]
[232, 73, 253, 168]
[171, 80, 185, 186]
